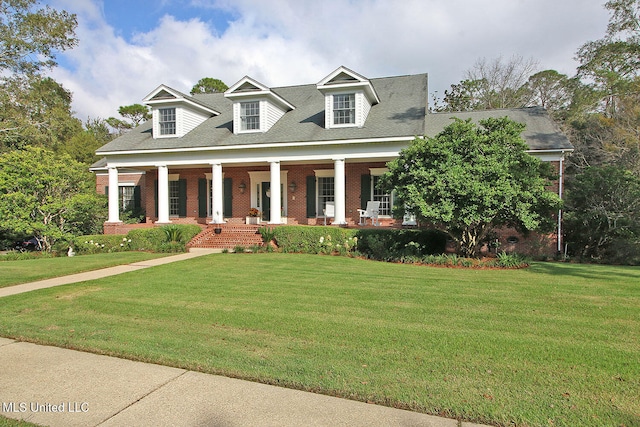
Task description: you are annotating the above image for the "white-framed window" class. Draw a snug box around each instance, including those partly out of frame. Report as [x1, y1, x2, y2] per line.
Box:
[333, 93, 355, 125]
[317, 176, 335, 215]
[119, 186, 135, 211]
[369, 168, 393, 216]
[169, 180, 180, 216]
[372, 175, 392, 216]
[240, 101, 260, 131]
[159, 108, 176, 135]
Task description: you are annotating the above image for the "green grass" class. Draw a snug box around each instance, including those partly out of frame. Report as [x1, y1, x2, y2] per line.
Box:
[0, 252, 171, 288]
[0, 254, 638, 427]
[0, 416, 41, 427]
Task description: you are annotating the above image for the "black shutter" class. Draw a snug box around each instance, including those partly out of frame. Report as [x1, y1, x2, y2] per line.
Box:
[154, 180, 158, 217]
[178, 179, 187, 217]
[224, 177, 233, 217]
[198, 178, 207, 218]
[306, 175, 316, 218]
[133, 186, 141, 211]
[360, 174, 371, 210]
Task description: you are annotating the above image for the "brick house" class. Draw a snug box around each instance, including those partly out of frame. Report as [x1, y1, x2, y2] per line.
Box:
[93, 66, 573, 253]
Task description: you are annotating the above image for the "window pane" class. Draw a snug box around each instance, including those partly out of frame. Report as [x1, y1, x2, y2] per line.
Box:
[372, 176, 391, 216]
[159, 108, 176, 135]
[169, 181, 180, 216]
[317, 177, 335, 213]
[119, 186, 135, 211]
[241, 101, 260, 130]
[333, 94, 355, 125]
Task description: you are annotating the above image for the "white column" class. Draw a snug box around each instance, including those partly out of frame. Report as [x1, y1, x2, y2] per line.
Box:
[334, 158, 346, 225]
[269, 161, 281, 224]
[107, 166, 121, 223]
[211, 163, 224, 224]
[157, 165, 171, 224]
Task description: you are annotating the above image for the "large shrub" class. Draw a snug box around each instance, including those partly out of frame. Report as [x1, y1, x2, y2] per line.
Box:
[355, 229, 447, 261]
[273, 226, 358, 254]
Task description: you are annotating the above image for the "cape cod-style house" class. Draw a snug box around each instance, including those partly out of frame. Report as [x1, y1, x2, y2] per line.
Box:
[93, 66, 573, 254]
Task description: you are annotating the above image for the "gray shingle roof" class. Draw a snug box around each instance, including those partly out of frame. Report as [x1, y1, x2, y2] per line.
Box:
[96, 73, 572, 155]
[96, 73, 429, 154]
[426, 107, 573, 151]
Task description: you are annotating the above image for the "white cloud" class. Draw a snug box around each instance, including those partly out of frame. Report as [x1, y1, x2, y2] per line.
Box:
[47, 0, 610, 121]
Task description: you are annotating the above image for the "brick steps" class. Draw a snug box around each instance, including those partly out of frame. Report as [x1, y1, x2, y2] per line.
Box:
[187, 224, 265, 250]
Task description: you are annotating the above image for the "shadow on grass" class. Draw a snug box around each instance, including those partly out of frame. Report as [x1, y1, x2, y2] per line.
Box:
[529, 261, 640, 281]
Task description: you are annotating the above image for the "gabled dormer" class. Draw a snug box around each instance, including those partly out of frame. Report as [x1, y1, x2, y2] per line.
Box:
[224, 76, 295, 134]
[317, 66, 380, 129]
[143, 85, 220, 139]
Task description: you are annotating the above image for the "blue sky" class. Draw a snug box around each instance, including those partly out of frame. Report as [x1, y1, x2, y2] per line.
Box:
[46, 0, 611, 121]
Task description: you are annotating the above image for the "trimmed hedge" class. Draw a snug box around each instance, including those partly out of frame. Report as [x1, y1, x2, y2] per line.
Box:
[272, 226, 447, 259]
[355, 228, 447, 261]
[72, 225, 203, 255]
[273, 226, 358, 254]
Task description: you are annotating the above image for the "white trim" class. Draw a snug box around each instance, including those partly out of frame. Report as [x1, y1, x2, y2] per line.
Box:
[314, 169, 334, 178]
[97, 136, 416, 156]
[369, 167, 388, 175]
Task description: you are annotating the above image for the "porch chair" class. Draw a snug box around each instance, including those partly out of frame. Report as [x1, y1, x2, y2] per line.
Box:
[358, 200, 381, 226]
[323, 202, 335, 225]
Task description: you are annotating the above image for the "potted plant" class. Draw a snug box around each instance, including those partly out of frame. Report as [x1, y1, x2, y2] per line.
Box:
[246, 208, 261, 225]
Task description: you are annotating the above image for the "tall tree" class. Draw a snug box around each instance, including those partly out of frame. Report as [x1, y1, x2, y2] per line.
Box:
[380, 117, 560, 257]
[564, 165, 640, 262]
[106, 103, 151, 135]
[0, 0, 77, 74]
[438, 55, 539, 111]
[0, 75, 82, 151]
[58, 118, 114, 165]
[190, 77, 228, 95]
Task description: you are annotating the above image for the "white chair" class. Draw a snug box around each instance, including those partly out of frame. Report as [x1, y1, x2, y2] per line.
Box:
[358, 201, 381, 226]
[323, 202, 335, 225]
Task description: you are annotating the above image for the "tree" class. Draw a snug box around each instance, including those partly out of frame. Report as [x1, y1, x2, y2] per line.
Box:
[380, 117, 561, 257]
[0, 0, 77, 74]
[0, 146, 106, 251]
[0, 75, 82, 151]
[106, 103, 150, 135]
[564, 166, 640, 262]
[521, 70, 572, 114]
[58, 117, 114, 165]
[190, 77, 228, 95]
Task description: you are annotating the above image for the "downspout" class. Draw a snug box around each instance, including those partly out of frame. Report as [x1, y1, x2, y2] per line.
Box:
[557, 154, 565, 253]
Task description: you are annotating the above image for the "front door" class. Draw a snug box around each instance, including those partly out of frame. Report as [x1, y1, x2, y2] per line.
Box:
[261, 182, 271, 221]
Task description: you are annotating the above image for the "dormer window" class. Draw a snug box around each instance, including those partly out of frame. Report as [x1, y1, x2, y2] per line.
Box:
[317, 66, 380, 130]
[333, 94, 355, 125]
[143, 85, 220, 139]
[225, 76, 295, 135]
[240, 101, 260, 131]
[159, 108, 176, 135]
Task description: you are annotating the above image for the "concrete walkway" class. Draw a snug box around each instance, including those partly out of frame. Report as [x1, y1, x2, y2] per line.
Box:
[0, 248, 221, 298]
[0, 250, 491, 427]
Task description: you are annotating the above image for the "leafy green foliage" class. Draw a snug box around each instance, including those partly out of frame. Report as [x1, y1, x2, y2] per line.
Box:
[564, 166, 640, 263]
[355, 229, 447, 261]
[106, 104, 151, 135]
[0, 75, 82, 151]
[0, 0, 77, 74]
[190, 77, 228, 95]
[72, 225, 202, 255]
[381, 118, 561, 257]
[0, 147, 105, 251]
[272, 226, 358, 254]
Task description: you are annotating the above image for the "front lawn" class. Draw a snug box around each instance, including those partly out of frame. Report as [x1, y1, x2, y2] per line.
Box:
[0, 252, 171, 288]
[0, 254, 637, 427]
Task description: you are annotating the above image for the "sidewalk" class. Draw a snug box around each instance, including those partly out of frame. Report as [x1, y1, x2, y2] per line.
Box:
[0, 248, 221, 298]
[0, 250, 491, 427]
